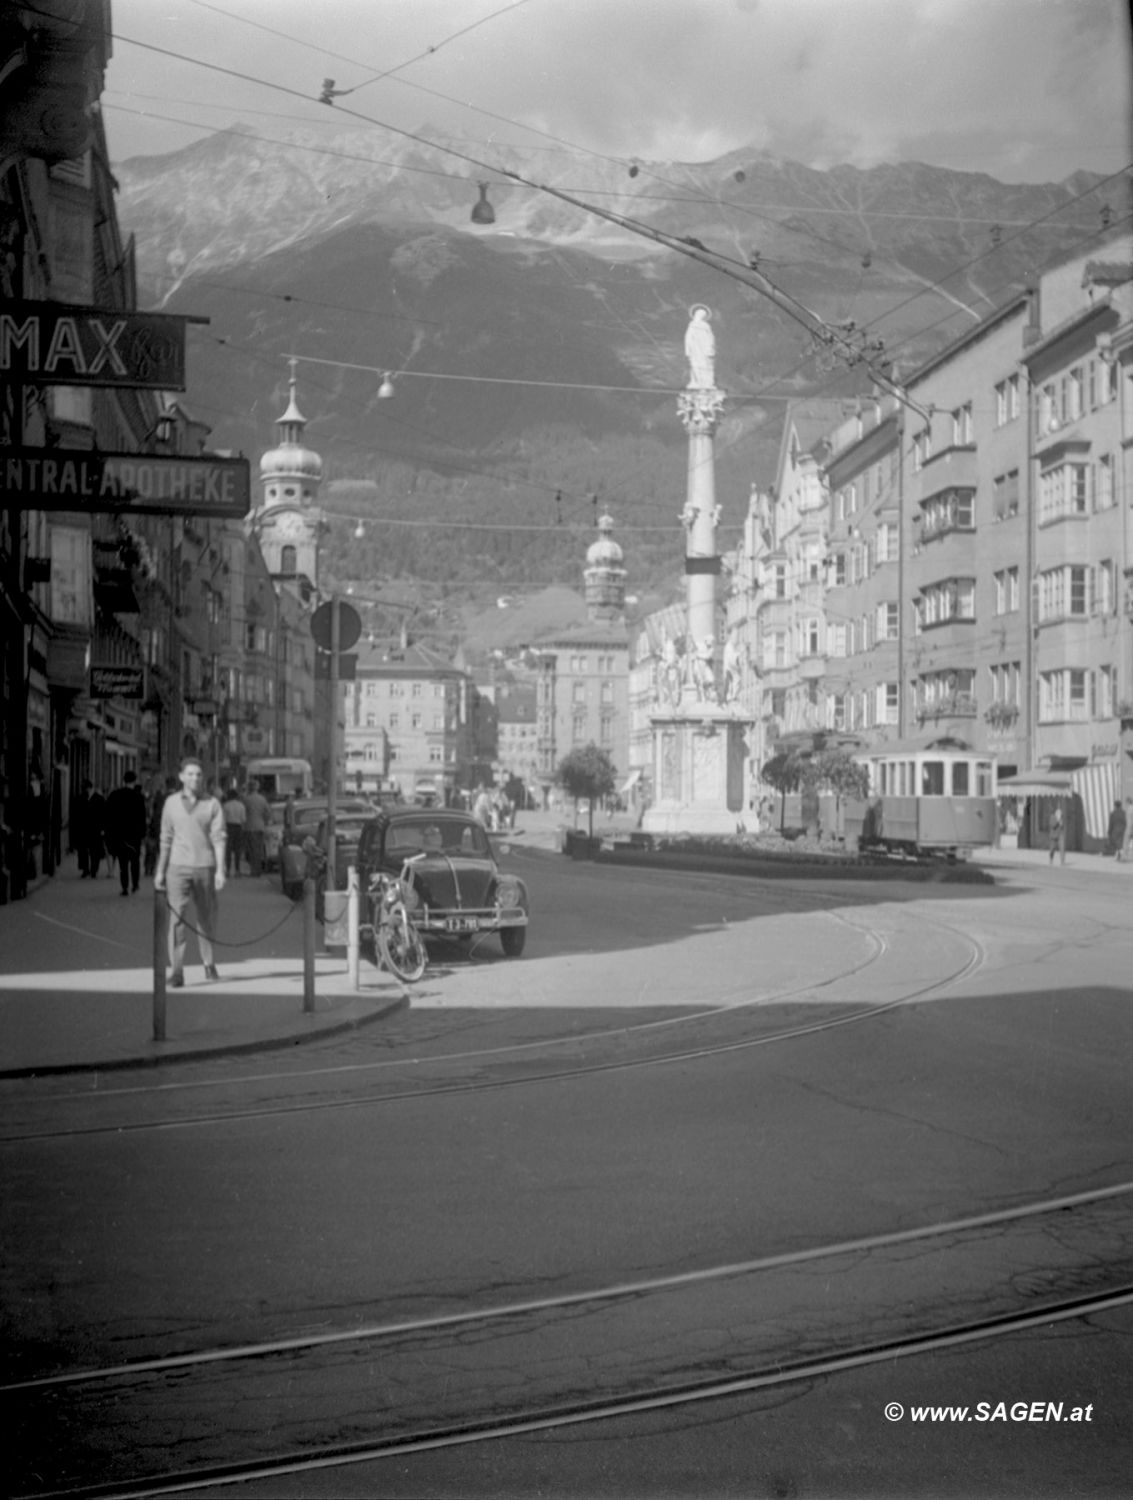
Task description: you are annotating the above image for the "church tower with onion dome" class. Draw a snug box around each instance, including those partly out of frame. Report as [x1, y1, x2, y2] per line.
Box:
[584, 512, 627, 622]
[253, 358, 324, 589]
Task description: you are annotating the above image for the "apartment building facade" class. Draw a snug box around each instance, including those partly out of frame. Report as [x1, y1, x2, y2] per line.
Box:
[728, 237, 1132, 843]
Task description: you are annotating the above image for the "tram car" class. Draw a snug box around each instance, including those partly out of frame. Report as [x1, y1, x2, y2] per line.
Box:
[843, 737, 997, 858]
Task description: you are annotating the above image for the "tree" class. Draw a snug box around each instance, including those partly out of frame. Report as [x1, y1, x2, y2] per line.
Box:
[760, 750, 804, 832]
[804, 747, 870, 804]
[556, 744, 617, 838]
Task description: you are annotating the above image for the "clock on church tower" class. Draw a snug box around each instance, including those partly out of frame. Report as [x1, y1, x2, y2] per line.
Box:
[256, 360, 324, 585]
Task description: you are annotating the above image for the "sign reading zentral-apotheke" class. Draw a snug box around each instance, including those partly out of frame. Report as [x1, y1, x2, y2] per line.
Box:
[0, 302, 198, 389]
[1, 451, 250, 517]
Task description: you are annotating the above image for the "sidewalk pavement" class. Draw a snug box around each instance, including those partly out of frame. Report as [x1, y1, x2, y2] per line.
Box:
[0, 860, 408, 1078]
[3, 821, 1126, 1079]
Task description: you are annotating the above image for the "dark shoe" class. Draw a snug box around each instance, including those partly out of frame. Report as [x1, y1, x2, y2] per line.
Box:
[169, 972, 184, 988]
[120, 889, 129, 896]
[204, 965, 219, 982]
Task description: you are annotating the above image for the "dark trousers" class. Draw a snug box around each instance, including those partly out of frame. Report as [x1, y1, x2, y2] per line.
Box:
[225, 825, 245, 874]
[118, 843, 141, 893]
[245, 829, 265, 876]
[77, 838, 103, 877]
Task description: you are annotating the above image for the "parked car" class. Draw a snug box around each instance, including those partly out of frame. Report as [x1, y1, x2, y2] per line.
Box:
[280, 798, 371, 900]
[314, 810, 378, 891]
[356, 808, 529, 957]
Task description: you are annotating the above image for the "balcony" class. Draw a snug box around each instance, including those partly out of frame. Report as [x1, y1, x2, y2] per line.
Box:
[915, 692, 978, 724]
[797, 653, 826, 680]
[917, 444, 978, 493]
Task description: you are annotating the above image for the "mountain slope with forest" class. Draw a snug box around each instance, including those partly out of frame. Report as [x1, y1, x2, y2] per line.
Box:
[114, 127, 1127, 603]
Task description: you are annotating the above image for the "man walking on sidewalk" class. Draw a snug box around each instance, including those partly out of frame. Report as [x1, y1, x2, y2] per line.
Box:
[155, 757, 227, 986]
[106, 769, 147, 895]
[243, 779, 270, 877]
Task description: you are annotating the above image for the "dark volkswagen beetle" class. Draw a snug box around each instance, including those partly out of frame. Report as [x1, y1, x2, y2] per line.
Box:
[356, 808, 529, 957]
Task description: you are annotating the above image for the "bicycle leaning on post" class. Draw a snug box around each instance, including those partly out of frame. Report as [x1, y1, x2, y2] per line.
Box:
[367, 852, 428, 983]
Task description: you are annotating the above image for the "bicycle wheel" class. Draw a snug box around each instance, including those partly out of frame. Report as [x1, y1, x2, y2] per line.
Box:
[378, 902, 427, 982]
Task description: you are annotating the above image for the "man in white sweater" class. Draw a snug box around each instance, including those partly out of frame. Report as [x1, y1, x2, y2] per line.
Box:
[155, 757, 227, 986]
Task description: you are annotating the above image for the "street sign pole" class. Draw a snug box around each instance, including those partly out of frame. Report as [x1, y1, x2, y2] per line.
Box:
[328, 596, 339, 891]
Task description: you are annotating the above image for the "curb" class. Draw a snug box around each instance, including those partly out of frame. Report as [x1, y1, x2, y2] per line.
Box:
[581, 845, 997, 885]
[0, 992, 409, 1081]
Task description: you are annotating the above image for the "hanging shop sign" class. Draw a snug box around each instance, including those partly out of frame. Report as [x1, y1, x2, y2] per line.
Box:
[0, 302, 200, 389]
[90, 666, 145, 699]
[1, 450, 250, 517]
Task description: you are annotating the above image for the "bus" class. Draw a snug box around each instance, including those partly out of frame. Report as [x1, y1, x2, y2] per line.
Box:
[245, 758, 313, 800]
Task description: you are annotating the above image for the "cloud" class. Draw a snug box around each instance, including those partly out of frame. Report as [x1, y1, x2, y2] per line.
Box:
[106, 0, 1132, 183]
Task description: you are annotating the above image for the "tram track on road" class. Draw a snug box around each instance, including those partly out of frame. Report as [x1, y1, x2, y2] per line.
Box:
[5, 1182, 1131, 1498]
[0, 896, 986, 1143]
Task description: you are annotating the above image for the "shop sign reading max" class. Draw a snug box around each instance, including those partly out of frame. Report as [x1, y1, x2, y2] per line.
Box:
[2, 451, 250, 518]
[0, 302, 199, 389]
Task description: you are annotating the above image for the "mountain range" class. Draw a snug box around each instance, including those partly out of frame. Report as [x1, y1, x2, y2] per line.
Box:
[112, 125, 1127, 609]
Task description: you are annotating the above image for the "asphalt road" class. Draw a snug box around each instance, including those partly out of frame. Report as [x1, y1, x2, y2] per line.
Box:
[2, 850, 1131, 1497]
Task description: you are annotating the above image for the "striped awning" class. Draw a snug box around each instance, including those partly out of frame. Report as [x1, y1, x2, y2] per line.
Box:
[997, 771, 1074, 798]
[1071, 762, 1120, 840]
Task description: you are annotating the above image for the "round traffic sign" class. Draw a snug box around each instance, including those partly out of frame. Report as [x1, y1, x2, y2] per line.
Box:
[310, 599, 362, 652]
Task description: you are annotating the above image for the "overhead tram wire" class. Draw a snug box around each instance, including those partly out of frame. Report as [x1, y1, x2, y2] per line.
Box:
[104, 31, 1133, 357]
[103, 29, 1133, 430]
[104, 96, 1107, 237]
[200, 334, 692, 531]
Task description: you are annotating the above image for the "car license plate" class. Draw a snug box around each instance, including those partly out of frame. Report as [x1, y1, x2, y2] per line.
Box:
[445, 916, 475, 932]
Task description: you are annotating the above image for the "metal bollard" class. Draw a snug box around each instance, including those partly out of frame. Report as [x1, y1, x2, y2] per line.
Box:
[347, 865, 360, 990]
[152, 887, 168, 1041]
[302, 875, 316, 1012]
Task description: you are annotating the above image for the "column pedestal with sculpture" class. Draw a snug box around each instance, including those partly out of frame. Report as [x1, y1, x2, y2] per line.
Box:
[642, 308, 754, 835]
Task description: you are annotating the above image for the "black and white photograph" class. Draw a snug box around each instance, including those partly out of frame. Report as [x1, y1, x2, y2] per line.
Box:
[1, 0, 1132, 1494]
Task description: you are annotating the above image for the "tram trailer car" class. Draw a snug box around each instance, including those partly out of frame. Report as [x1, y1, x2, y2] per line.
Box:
[843, 741, 997, 858]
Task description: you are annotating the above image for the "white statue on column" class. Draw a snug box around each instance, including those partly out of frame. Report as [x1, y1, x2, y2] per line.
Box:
[722, 632, 742, 705]
[692, 635, 716, 702]
[684, 305, 716, 389]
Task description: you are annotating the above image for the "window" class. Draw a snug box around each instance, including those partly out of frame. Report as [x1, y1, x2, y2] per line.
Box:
[993, 470, 1020, 520]
[917, 577, 976, 628]
[995, 374, 1020, 426]
[805, 619, 821, 656]
[1039, 462, 1090, 523]
[951, 403, 973, 445]
[1039, 668, 1092, 721]
[831, 694, 846, 730]
[875, 522, 897, 563]
[1095, 454, 1115, 510]
[411, 713, 421, 729]
[1096, 560, 1115, 615]
[876, 602, 899, 640]
[1098, 665, 1116, 719]
[572, 681, 585, 703]
[913, 428, 933, 470]
[994, 566, 1020, 615]
[773, 562, 787, 599]
[989, 662, 1021, 706]
[827, 623, 847, 657]
[572, 713, 586, 742]
[878, 682, 899, 724]
[1038, 565, 1091, 621]
[389, 713, 399, 729]
[920, 487, 974, 540]
[280, 545, 297, 575]
[412, 682, 422, 697]
[833, 553, 846, 587]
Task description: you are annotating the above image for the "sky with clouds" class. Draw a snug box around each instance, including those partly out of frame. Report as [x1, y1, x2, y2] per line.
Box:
[104, 0, 1131, 185]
